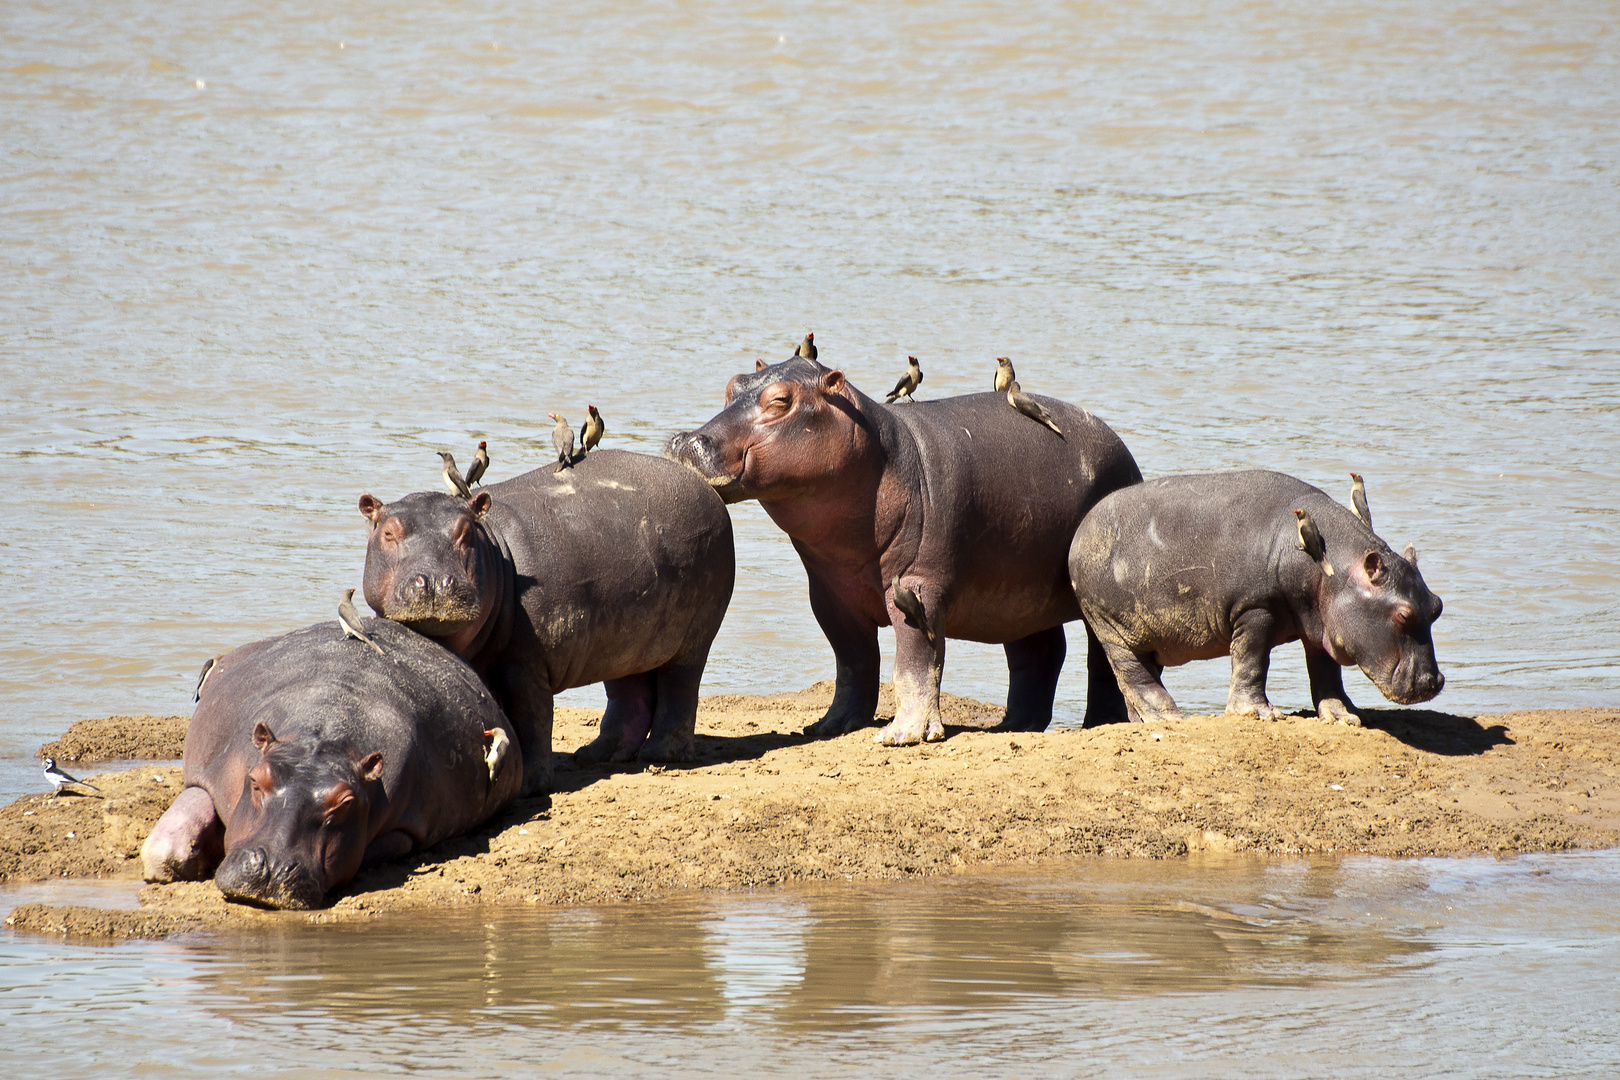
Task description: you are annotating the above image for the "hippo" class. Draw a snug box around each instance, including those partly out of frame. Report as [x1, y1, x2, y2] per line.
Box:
[666, 356, 1143, 745]
[1068, 469, 1445, 725]
[141, 619, 519, 909]
[359, 449, 735, 791]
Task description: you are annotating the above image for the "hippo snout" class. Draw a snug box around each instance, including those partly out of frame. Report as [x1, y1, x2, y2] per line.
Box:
[665, 432, 746, 502]
[215, 846, 325, 910]
[383, 570, 483, 635]
[1373, 654, 1446, 706]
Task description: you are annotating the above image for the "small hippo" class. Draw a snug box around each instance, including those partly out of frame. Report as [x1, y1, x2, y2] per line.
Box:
[359, 449, 735, 791]
[667, 357, 1143, 745]
[141, 619, 519, 909]
[1068, 470, 1445, 725]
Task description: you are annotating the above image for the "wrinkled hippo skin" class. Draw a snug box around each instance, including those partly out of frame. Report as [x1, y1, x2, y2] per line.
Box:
[141, 620, 520, 909]
[1069, 469, 1445, 726]
[359, 449, 735, 791]
[667, 357, 1142, 745]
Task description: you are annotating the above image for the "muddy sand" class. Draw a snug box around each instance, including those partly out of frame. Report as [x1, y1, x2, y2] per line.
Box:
[5, 685, 1618, 939]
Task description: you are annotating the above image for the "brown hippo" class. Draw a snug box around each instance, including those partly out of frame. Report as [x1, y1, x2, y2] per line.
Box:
[1069, 470, 1445, 725]
[359, 449, 735, 792]
[666, 357, 1142, 745]
[141, 619, 520, 909]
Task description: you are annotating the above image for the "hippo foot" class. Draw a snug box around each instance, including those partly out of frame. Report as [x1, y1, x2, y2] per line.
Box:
[573, 735, 631, 768]
[991, 715, 1052, 733]
[873, 714, 945, 746]
[805, 708, 874, 738]
[1229, 700, 1283, 721]
[1127, 703, 1184, 725]
[638, 732, 695, 763]
[1316, 698, 1362, 726]
[520, 761, 555, 796]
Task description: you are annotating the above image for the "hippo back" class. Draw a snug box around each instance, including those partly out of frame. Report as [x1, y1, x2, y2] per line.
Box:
[186, 618, 518, 849]
[473, 449, 736, 692]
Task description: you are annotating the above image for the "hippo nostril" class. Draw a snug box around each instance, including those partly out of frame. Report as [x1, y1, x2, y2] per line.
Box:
[414, 574, 426, 589]
[442, 575, 454, 590]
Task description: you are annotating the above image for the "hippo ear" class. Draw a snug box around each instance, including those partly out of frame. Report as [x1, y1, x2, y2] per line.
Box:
[252, 722, 278, 754]
[754, 359, 768, 372]
[1402, 542, 1419, 567]
[469, 491, 492, 519]
[358, 494, 385, 529]
[357, 752, 385, 782]
[1362, 550, 1386, 585]
[821, 368, 846, 395]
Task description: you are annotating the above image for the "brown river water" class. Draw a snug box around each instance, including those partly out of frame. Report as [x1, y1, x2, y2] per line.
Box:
[2, 0, 1617, 1073]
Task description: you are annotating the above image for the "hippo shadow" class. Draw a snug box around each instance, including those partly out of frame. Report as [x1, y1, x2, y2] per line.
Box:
[551, 728, 827, 791]
[329, 795, 553, 903]
[1353, 708, 1514, 757]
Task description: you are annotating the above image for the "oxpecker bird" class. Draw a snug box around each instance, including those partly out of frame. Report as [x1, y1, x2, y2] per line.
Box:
[886, 356, 923, 403]
[892, 577, 936, 645]
[796, 332, 817, 359]
[438, 451, 474, 499]
[579, 405, 604, 455]
[548, 413, 575, 468]
[338, 588, 384, 654]
[465, 440, 490, 487]
[994, 357, 1016, 393]
[192, 656, 218, 703]
[483, 727, 511, 784]
[42, 757, 99, 796]
[1006, 380, 1064, 437]
[1293, 509, 1335, 576]
[1349, 472, 1372, 530]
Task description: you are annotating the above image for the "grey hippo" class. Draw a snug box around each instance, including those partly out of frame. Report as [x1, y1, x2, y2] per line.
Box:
[666, 356, 1143, 745]
[1069, 469, 1444, 725]
[358, 449, 735, 790]
[141, 619, 519, 909]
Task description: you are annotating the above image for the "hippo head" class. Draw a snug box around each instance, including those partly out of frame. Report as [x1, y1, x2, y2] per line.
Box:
[665, 357, 868, 504]
[1319, 546, 1445, 705]
[213, 722, 384, 910]
[358, 490, 497, 654]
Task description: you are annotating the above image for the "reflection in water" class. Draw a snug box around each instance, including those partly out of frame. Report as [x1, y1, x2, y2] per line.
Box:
[7, 853, 1620, 1076]
[190, 860, 1430, 1031]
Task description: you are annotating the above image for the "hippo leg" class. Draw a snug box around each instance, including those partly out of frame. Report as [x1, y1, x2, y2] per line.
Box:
[1094, 637, 1181, 725]
[1080, 621, 1130, 727]
[803, 574, 882, 737]
[1304, 645, 1362, 726]
[141, 786, 225, 883]
[575, 672, 657, 765]
[876, 594, 946, 746]
[640, 647, 711, 763]
[500, 662, 555, 794]
[1226, 610, 1284, 720]
[994, 624, 1066, 732]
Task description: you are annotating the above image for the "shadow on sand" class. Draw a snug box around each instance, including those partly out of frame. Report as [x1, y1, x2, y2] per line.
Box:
[1356, 708, 1514, 757]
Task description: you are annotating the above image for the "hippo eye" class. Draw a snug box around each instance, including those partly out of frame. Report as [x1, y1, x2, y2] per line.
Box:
[1392, 605, 1414, 630]
[323, 799, 355, 829]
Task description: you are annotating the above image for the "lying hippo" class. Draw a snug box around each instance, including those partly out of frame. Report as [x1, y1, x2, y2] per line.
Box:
[667, 357, 1142, 744]
[141, 619, 519, 909]
[359, 449, 735, 790]
[1069, 470, 1445, 725]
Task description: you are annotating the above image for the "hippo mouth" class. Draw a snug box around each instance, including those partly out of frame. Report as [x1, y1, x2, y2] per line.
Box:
[664, 433, 749, 503]
[215, 847, 326, 910]
[380, 595, 484, 637]
[1361, 659, 1445, 706]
